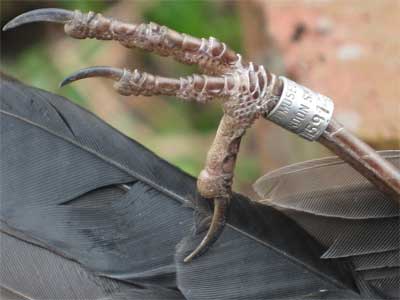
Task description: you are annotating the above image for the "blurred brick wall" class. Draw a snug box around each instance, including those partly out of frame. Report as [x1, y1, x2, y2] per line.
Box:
[255, 0, 399, 149]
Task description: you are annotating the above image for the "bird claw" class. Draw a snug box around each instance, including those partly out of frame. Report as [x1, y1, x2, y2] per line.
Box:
[60, 67, 124, 88]
[2, 8, 74, 31]
[184, 197, 229, 263]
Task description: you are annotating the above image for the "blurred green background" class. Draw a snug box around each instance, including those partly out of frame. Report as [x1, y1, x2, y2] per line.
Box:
[2, 0, 398, 198]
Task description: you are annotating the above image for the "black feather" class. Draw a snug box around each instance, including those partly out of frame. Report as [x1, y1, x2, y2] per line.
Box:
[254, 150, 400, 299]
[0, 75, 386, 299]
[0, 231, 185, 300]
[369, 277, 400, 299]
[352, 251, 400, 271]
[0, 287, 30, 300]
[0, 75, 195, 288]
[176, 194, 362, 299]
[359, 268, 400, 281]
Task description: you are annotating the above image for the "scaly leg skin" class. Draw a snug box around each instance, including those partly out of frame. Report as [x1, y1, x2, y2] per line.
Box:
[3, 8, 399, 262]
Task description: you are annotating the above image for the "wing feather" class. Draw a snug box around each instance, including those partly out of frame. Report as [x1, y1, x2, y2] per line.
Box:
[255, 150, 400, 298]
[0, 75, 376, 299]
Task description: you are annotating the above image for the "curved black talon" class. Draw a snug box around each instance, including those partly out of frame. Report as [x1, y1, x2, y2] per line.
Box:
[60, 67, 124, 87]
[184, 197, 229, 263]
[2, 8, 74, 31]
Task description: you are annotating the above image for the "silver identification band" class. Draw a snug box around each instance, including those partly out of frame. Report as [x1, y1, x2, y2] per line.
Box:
[266, 77, 334, 141]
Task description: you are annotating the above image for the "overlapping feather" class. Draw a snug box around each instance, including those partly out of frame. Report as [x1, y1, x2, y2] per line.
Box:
[254, 150, 400, 299]
[0, 74, 390, 299]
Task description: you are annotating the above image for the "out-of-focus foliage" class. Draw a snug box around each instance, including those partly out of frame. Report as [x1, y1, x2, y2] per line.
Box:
[1, 43, 88, 106]
[55, 0, 110, 12]
[1, 0, 113, 106]
[143, 1, 242, 53]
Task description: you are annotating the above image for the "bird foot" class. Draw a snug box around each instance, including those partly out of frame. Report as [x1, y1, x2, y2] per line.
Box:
[3, 8, 279, 262]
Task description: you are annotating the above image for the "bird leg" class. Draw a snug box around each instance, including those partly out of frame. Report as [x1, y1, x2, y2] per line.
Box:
[319, 119, 400, 200]
[55, 61, 279, 262]
[3, 9, 278, 263]
[185, 114, 248, 262]
[3, 8, 399, 263]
